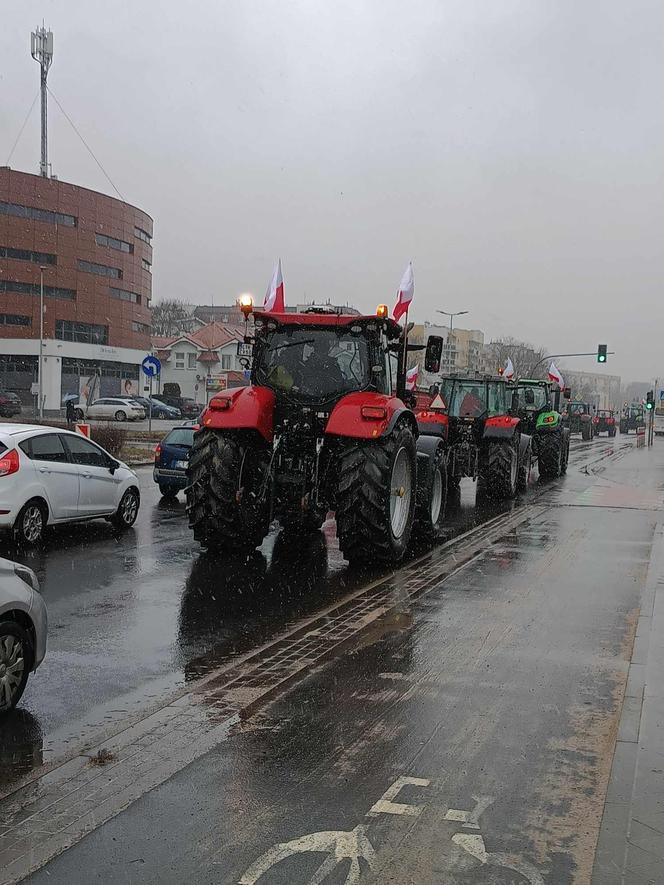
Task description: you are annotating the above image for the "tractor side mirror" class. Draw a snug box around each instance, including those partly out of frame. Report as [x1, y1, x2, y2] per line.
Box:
[563, 387, 572, 400]
[424, 336, 444, 373]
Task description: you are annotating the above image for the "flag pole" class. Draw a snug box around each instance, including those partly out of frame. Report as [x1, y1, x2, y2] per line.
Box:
[398, 306, 410, 401]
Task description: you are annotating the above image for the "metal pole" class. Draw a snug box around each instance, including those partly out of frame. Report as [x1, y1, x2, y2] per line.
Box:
[38, 266, 44, 419]
[40, 65, 48, 177]
[148, 374, 153, 433]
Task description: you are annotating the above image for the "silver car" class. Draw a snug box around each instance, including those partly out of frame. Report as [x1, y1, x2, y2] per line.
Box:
[0, 558, 47, 712]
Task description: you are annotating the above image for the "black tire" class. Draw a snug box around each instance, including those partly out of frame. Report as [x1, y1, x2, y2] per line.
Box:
[538, 431, 564, 479]
[336, 423, 417, 566]
[0, 621, 33, 713]
[415, 444, 448, 542]
[159, 484, 178, 500]
[561, 431, 570, 474]
[581, 423, 591, 441]
[517, 439, 532, 493]
[186, 429, 270, 553]
[480, 439, 518, 499]
[13, 499, 47, 548]
[111, 487, 140, 529]
[115, 410, 127, 422]
[609, 428, 616, 438]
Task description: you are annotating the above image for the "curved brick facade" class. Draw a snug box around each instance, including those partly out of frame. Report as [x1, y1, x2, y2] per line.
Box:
[0, 167, 152, 349]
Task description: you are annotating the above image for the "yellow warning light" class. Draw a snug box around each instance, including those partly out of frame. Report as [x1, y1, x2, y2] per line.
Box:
[376, 304, 389, 319]
[238, 293, 254, 317]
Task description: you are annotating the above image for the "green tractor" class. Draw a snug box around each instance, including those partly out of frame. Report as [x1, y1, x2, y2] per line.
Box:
[514, 379, 571, 478]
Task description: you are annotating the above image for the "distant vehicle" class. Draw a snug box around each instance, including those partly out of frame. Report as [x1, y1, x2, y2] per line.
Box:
[593, 409, 617, 437]
[513, 379, 570, 478]
[77, 397, 145, 422]
[0, 557, 47, 713]
[130, 397, 181, 419]
[655, 402, 664, 436]
[0, 391, 22, 419]
[0, 424, 140, 546]
[157, 395, 200, 418]
[619, 404, 645, 434]
[564, 402, 595, 440]
[153, 425, 196, 498]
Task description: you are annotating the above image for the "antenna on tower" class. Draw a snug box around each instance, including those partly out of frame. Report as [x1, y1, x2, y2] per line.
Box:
[31, 26, 54, 178]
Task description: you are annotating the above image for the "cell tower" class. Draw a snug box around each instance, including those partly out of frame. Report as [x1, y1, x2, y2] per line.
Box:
[30, 26, 54, 178]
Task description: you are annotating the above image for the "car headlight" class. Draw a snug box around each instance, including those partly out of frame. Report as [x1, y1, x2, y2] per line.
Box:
[14, 564, 40, 593]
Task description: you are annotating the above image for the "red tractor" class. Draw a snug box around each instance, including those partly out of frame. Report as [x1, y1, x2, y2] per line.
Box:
[186, 302, 447, 565]
[412, 337, 532, 499]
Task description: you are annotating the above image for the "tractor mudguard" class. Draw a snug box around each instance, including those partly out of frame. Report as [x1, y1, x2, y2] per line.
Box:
[482, 415, 521, 440]
[416, 435, 446, 506]
[518, 432, 532, 461]
[325, 392, 416, 440]
[201, 386, 275, 443]
[415, 409, 449, 439]
[535, 411, 561, 431]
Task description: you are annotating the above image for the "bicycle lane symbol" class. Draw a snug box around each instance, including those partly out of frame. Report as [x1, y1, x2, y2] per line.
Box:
[237, 777, 545, 885]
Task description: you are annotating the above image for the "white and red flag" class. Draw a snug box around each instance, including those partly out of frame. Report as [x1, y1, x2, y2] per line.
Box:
[263, 259, 285, 312]
[504, 358, 515, 380]
[548, 361, 564, 387]
[393, 261, 414, 322]
[405, 365, 419, 391]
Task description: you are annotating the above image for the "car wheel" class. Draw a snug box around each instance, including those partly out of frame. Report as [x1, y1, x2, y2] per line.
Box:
[115, 410, 127, 422]
[13, 500, 46, 548]
[0, 621, 33, 713]
[112, 488, 140, 529]
[159, 484, 178, 500]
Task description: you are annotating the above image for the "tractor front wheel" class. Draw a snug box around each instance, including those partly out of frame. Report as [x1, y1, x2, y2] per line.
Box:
[186, 429, 270, 553]
[415, 443, 448, 542]
[481, 440, 518, 499]
[336, 424, 417, 566]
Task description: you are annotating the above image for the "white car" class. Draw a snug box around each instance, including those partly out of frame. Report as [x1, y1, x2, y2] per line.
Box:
[77, 397, 145, 422]
[0, 557, 47, 712]
[0, 425, 141, 546]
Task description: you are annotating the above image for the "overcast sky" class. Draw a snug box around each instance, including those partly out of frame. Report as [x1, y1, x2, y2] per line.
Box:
[2, 1, 663, 381]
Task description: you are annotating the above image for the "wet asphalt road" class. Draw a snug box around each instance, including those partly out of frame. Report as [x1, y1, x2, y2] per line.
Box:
[1, 433, 661, 884]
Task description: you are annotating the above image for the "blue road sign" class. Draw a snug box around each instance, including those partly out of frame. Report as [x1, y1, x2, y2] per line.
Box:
[142, 355, 161, 377]
[660, 390, 664, 400]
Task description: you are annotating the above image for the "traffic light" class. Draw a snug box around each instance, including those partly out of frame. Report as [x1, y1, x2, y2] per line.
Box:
[597, 344, 607, 363]
[646, 391, 655, 411]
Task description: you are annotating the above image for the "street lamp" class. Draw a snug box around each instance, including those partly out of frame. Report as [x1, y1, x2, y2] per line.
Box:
[38, 266, 46, 419]
[436, 309, 469, 332]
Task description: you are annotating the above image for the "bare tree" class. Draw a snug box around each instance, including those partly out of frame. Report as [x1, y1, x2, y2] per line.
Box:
[485, 337, 550, 379]
[151, 299, 193, 337]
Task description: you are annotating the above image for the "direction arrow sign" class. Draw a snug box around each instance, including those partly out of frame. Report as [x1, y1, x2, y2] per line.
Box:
[142, 355, 161, 377]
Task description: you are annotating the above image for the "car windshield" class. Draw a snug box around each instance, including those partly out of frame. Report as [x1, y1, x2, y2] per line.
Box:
[163, 428, 195, 447]
[254, 327, 371, 401]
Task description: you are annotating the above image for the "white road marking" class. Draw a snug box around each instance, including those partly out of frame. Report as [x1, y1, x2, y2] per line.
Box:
[366, 776, 431, 817]
[445, 794, 494, 829]
[452, 833, 488, 863]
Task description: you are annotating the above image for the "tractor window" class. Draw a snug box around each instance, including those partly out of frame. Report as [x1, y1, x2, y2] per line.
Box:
[568, 403, 586, 415]
[255, 327, 371, 402]
[519, 386, 547, 411]
[487, 383, 509, 416]
[442, 381, 487, 417]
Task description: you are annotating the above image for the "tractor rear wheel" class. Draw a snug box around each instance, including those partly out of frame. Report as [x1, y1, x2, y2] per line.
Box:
[186, 429, 270, 553]
[481, 440, 518, 499]
[581, 423, 591, 441]
[336, 424, 417, 566]
[538, 431, 563, 479]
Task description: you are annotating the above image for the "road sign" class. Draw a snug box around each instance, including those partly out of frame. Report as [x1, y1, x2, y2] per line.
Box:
[141, 355, 161, 377]
[659, 390, 664, 400]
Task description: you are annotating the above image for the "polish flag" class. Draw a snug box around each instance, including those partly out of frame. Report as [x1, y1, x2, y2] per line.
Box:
[263, 259, 285, 312]
[504, 358, 515, 380]
[393, 262, 414, 322]
[405, 365, 419, 391]
[548, 361, 564, 387]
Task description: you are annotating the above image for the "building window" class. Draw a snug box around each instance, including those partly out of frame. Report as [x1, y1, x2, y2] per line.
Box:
[0, 246, 56, 265]
[221, 355, 231, 370]
[0, 313, 31, 327]
[131, 321, 150, 335]
[95, 233, 133, 254]
[187, 353, 197, 370]
[55, 320, 108, 345]
[109, 287, 141, 305]
[175, 352, 185, 370]
[134, 226, 152, 244]
[0, 280, 76, 301]
[141, 258, 152, 273]
[0, 200, 76, 227]
[78, 259, 122, 279]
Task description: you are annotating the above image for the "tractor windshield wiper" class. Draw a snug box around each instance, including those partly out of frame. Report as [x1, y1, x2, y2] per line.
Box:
[266, 338, 315, 352]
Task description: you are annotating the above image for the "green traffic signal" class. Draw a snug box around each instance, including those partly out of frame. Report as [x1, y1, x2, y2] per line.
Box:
[646, 391, 655, 410]
[597, 344, 607, 363]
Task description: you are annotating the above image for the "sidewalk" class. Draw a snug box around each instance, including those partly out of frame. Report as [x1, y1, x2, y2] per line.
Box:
[592, 520, 664, 884]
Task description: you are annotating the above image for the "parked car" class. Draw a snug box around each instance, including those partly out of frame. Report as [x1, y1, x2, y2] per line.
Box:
[0, 557, 47, 712]
[130, 397, 181, 420]
[0, 424, 141, 546]
[0, 391, 22, 419]
[77, 397, 145, 422]
[153, 425, 196, 498]
[157, 395, 200, 418]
